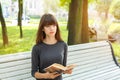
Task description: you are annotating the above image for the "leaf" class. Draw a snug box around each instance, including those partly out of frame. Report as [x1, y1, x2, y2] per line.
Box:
[60, 0, 71, 6]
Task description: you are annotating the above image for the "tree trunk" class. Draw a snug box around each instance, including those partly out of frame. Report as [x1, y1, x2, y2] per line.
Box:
[18, 0, 23, 38]
[105, 9, 108, 20]
[81, 0, 89, 43]
[0, 2, 9, 46]
[67, 0, 83, 45]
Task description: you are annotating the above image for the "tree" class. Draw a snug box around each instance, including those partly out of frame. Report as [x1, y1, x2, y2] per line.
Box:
[0, 2, 9, 46]
[18, 0, 23, 38]
[81, 0, 89, 43]
[60, 0, 89, 45]
[67, 0, 83, 45]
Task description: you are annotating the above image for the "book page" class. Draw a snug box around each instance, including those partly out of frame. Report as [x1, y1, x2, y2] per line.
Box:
[44, 63, 76, 73]
[66, 64, 76, 70]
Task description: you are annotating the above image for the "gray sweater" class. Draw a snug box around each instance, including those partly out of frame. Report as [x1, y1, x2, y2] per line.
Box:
[31, 41, 68, 80]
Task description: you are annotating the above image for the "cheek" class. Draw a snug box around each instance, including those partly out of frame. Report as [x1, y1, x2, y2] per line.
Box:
[43, 29, 48, 35]
[44, 30, 49, 34]
[43, 27, 49, 32]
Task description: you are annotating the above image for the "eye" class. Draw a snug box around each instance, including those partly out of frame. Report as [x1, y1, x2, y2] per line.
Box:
[53, 25, 56, 27]
[45, 25, 50, 27]
[53, 24, 56, 26]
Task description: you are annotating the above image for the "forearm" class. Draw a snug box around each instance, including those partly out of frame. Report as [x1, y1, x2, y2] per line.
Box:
[34, 72, 48, 79]
[34, 71, 61, 79]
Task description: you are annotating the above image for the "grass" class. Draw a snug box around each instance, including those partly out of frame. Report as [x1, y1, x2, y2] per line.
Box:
[112, 42, 120, 63]
[112, 42, 120, 57]
[0, 26, 36, 55]
[0, 25, 68, 55]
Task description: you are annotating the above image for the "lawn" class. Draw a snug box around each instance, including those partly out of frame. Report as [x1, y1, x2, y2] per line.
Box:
[0, 25, 68, 55]
[112, 42, 120, 63]
[0, 26, 36, 55]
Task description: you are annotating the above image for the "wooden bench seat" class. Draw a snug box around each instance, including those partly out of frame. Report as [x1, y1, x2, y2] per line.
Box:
[0, 41, 120, 80]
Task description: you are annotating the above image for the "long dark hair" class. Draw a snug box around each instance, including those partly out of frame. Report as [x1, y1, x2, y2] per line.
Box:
[36, 13, 63, 44]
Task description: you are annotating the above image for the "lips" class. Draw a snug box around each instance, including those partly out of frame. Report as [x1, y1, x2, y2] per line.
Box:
[50, 32, 54, 34]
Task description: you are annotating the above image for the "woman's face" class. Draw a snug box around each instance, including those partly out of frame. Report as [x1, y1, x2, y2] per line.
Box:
[43, 24, 57, 37]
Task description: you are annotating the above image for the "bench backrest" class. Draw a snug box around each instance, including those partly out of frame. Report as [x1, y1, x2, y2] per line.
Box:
[0, 41, 119, 80]
[63, 41, 119, 79]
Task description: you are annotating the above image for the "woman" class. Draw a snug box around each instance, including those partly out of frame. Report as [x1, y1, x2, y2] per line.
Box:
[31, 13, 72, 80]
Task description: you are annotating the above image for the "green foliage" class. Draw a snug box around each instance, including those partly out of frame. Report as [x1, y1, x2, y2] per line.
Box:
[60, 0, 71, 6]
[107, 22, 120, 34]
[60, 0, 96, 6]
[59, 0, 71, 10]
[110, 0, 120, 19]
[88, 0, 95, 3]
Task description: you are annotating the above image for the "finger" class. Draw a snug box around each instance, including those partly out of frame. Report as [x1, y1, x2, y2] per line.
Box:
[68, 70, 72, 74]
[50, 73, 61, 79]
[68, 69, 72, 72]
[54, 73, 61, 77]
[70, 68, 73, 70]
[52, 72, 61, 75]
[68, 68, 73, 70]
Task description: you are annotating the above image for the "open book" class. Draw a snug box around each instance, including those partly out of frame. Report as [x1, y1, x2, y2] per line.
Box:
[44, 63, 76, 74]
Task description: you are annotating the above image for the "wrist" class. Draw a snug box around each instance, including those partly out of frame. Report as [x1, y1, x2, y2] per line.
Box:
[43, 72, 50, 79]
[34, 72, 50, 79]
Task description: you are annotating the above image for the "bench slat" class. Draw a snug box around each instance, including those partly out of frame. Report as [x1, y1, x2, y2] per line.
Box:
[0, 68, 30, 79]
[64, 67, 119, 80]
[0, 59, 31, 68]
[98, 70, 120, 80]
[23, 77, 36, 80]
[1, 73, 33, 80]
[63, 61, 117, 78]
[68, 50, 112, 60]
[80, 67, 120, 79]
[68, 41, 109, 51]
[0, 52, 31, 63]
[107, 74, 120, 80]
[87, 68, 120, 80]
[0, 63, 30, 73]
[67, 53, 113, 65]
[68, 46, 112, 57]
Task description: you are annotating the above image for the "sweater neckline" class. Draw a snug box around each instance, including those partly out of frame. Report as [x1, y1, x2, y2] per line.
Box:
[42, 41, 58, 46]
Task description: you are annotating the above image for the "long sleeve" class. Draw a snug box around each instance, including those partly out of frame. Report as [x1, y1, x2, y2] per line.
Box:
[31, 46, 39, 77]
[63, 43, 68, 66]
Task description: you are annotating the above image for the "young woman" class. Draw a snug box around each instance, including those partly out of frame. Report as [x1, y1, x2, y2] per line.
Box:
[31, 13, 72, 80]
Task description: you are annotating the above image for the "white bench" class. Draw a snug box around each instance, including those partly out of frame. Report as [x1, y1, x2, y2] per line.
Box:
[0, 41, 120, 80]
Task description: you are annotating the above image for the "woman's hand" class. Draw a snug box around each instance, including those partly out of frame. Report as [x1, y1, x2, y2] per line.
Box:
[63, 68, 73, 74]
[45, 72, 61, 79]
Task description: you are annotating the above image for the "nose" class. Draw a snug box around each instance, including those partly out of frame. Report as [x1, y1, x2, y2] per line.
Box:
[50, 25, 55, 30]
